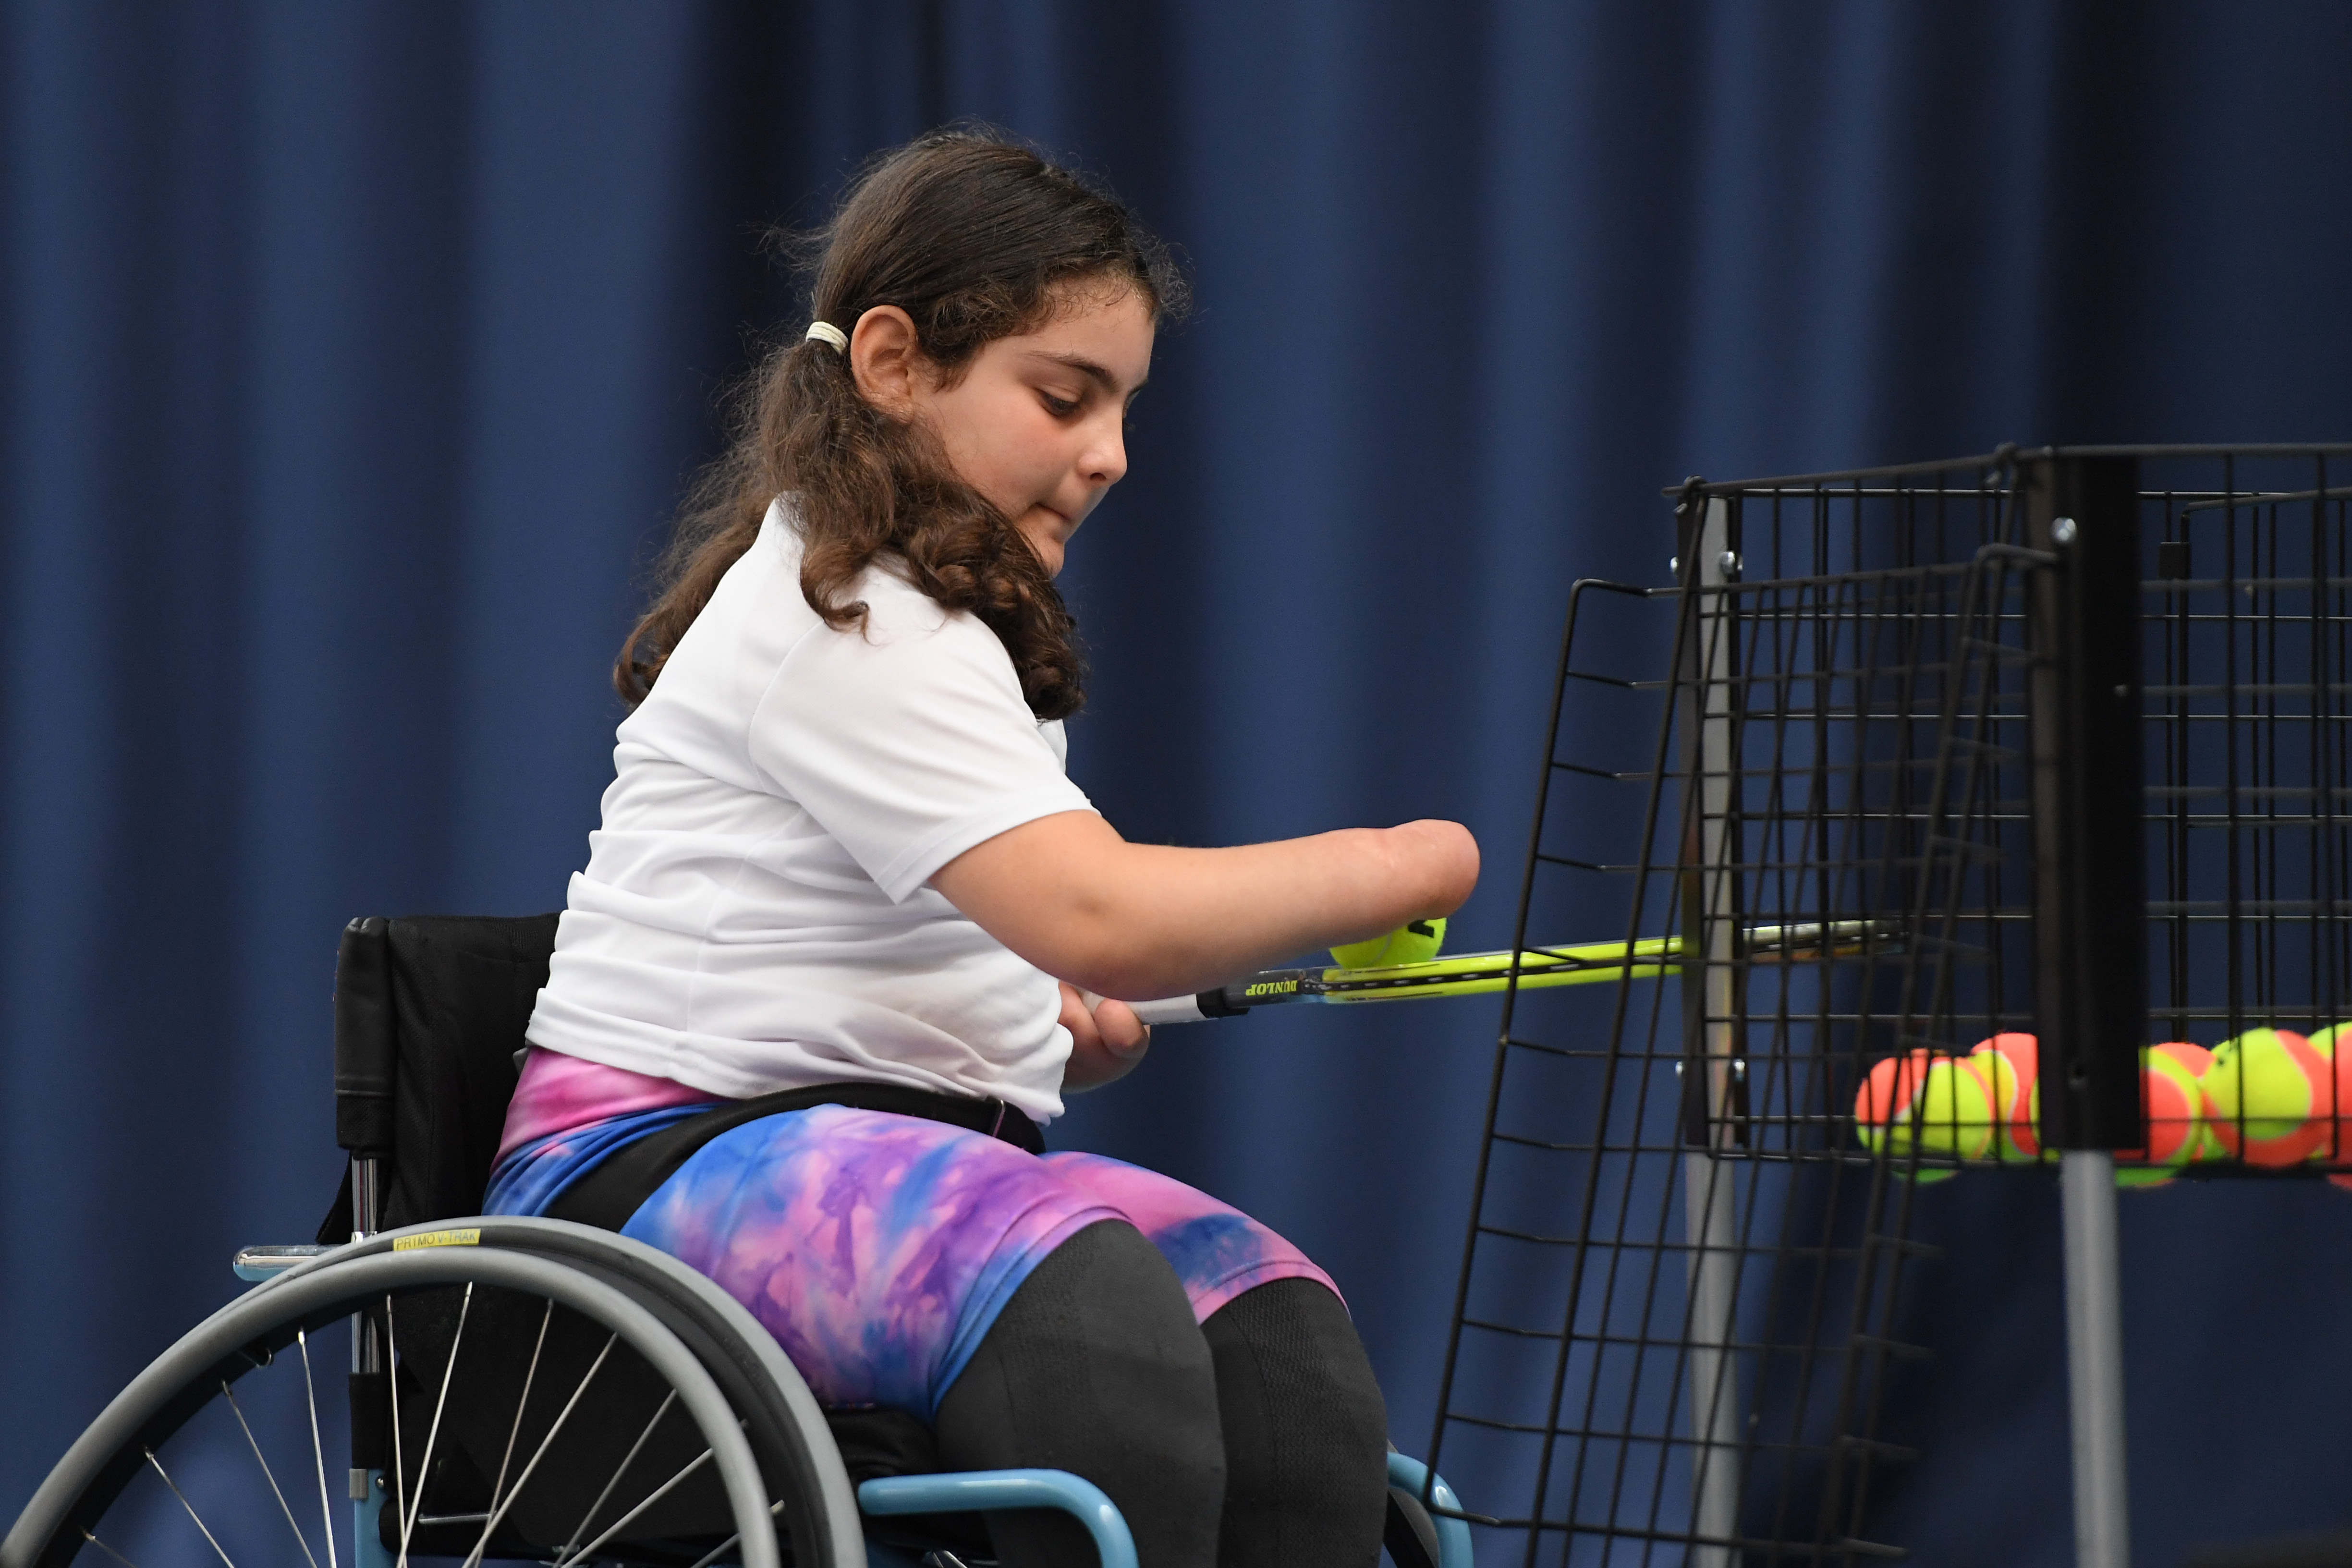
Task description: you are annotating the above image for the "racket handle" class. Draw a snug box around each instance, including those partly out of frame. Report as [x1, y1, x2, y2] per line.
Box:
[1130, 988, 1256, 1026]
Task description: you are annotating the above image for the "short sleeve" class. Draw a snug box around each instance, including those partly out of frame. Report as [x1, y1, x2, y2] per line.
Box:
[748, 588, 1094, 901]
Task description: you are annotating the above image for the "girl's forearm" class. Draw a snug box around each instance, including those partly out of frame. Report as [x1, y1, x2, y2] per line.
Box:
[933, 811, 1479, 999]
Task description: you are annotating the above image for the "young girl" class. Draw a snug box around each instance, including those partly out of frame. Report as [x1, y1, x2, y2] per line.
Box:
[485, 131, 1478, 1568]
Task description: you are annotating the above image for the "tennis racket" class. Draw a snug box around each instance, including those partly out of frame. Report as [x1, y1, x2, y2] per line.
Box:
[1128, 919, 1900, 1026]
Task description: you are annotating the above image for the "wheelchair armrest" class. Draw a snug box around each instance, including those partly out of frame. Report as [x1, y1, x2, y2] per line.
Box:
[1386, 1451, 1476, 1568]
[858, 1470, 1135, 1568]
[232, 1243, 336, 1282]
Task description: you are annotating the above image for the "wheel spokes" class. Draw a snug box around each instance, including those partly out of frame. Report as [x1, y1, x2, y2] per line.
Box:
[69, 1265, 780, 1568]
[461, 1333, 618, 1568]
[143, 1448, 238, 1568]
[561, 1386, 677, 1557]
[382, 1296, 406, 1568]
[475, 1296, 552, 1537]
[219, 1382, 321, 1568]
[459, 1296, 552, 1568]
[396, 1281, 472, 1568]
[79, 1529, 141, 1568]
[680, 1498, 785, 1568]
[552, 1444, 716, 1568]
[296, 1328, 340, 1568]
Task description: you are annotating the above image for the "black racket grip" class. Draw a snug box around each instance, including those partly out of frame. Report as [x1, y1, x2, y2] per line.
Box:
[334, 916, 396, 1155]
[1131, 967, 1314, 1025]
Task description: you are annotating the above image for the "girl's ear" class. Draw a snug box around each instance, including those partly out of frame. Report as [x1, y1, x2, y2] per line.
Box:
[848, 305, 924, 414]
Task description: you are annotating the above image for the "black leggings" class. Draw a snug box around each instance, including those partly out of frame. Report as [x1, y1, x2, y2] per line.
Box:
[931, 1219, 1390, 1568]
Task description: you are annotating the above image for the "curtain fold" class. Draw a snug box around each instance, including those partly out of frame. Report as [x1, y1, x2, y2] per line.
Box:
[8, 4, 2352, 1559]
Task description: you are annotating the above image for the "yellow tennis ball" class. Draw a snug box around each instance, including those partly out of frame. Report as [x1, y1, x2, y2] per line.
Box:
[1331, 917, 1446, 970]
[1912, 1056, 1995, 1160]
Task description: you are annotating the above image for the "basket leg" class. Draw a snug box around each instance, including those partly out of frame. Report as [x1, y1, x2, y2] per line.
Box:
[2060, 1151, 2129, 1568]
[1684, 1152, 1740, 1568]
[1679, 492, 1743, 1568]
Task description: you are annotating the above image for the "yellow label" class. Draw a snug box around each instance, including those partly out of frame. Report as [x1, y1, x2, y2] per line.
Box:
[392, 1228, 481, 1252]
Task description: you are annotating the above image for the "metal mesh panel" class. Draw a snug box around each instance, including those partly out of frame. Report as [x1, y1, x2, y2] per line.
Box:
[1426, 446, 2352, 1567]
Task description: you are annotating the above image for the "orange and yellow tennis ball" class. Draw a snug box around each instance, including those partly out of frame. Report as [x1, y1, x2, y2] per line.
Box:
[2203, 1028, 2332, 1167]
[2157, 1040, 2223, 1158]
[2115, 1043, 2214, 1188]
[2298, 1024, 2352, 1178]
[2305, 1021, 2352, 1182]
[1853, 1050, 1993, 1173]
[1967, 1033, 2040, 1161]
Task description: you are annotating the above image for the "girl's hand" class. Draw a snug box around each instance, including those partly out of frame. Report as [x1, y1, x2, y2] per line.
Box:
[1059, 982, 1150, 1091]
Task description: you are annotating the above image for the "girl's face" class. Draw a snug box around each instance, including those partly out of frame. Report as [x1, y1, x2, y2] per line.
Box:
[857, 283, 1155, 578]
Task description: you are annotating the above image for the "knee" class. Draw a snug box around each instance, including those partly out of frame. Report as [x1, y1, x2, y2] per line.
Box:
[935, 1221, 1224, 1564]
[1205, 1277, 1388, 1448]
[1203, 1279, 1391, 1566]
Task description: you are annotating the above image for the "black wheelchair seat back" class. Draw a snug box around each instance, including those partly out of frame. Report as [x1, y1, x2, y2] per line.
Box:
[316, 912, 558, 1244]
[308, 915, 768, 1562]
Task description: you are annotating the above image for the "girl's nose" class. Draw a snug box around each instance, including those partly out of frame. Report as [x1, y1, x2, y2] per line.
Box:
[1084, 413, 1128, 488]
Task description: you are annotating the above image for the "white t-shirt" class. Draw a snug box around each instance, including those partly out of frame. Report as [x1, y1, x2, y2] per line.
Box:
[524, 499, 1095, 1122]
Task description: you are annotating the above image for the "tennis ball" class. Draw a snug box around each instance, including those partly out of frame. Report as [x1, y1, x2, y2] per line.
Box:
[2302, 1025, 2352, 1184]
[1967, 1033, 2041, 1161]
[2154, 1041, 2224, 1163]
[1853, 1050, 1993, 1164]
[2204, 1028, 2331, 1167]
[1853, 1051, 1926, 1151]
[2115, 1045, 2211, 1188]
[1331, 917, 1446, 970]
[2306, 1041, 2352, 1168]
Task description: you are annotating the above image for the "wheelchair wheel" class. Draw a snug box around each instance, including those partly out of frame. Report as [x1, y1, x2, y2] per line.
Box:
[2, 1223, 861, 1568]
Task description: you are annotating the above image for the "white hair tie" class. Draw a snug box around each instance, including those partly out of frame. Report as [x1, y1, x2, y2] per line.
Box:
[804, 320, 848, 351]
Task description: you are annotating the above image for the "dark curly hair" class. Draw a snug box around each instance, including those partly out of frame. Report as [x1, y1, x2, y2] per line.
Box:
[616, 130, 1187, 719]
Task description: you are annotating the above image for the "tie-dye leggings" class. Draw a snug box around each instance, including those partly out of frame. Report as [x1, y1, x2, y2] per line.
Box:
[485, 1100, 1336, 1422]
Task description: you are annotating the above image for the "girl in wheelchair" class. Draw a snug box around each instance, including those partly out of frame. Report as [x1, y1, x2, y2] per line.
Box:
[483, 130, 1478, 1568]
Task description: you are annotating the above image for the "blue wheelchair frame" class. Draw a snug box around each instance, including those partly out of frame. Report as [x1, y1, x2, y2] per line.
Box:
[206, 912, 1477, 1568]
[237, 1241, 1472, 1568]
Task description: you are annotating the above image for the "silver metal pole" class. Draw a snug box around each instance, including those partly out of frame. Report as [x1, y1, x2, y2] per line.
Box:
[2060, 1151, 2130, 1568]
[1683, 1152, 1741, 1568]
[1683, 500, 1741, 1568]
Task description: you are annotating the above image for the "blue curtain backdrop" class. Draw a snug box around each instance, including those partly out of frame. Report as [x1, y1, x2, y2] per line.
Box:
[7, 2, 2352, 1562]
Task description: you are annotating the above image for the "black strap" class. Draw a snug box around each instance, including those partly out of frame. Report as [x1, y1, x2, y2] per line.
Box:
[542, 1081, 1045, 1231]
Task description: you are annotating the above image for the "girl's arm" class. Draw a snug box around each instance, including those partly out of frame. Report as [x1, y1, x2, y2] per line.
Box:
[931, 810, 1480, 1002]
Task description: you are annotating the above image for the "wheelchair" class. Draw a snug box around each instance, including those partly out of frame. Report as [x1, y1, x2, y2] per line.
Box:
[3, 915, 1473, 1568]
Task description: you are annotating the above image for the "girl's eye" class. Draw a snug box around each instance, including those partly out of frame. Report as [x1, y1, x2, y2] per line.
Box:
[1040, 392, 1080, 417]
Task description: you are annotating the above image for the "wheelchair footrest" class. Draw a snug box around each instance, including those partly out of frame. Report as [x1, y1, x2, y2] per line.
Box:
[859, 1470, 1136, 1568]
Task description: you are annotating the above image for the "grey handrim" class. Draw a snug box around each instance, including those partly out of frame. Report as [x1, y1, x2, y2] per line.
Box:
[0, 1247, 782, 1568]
